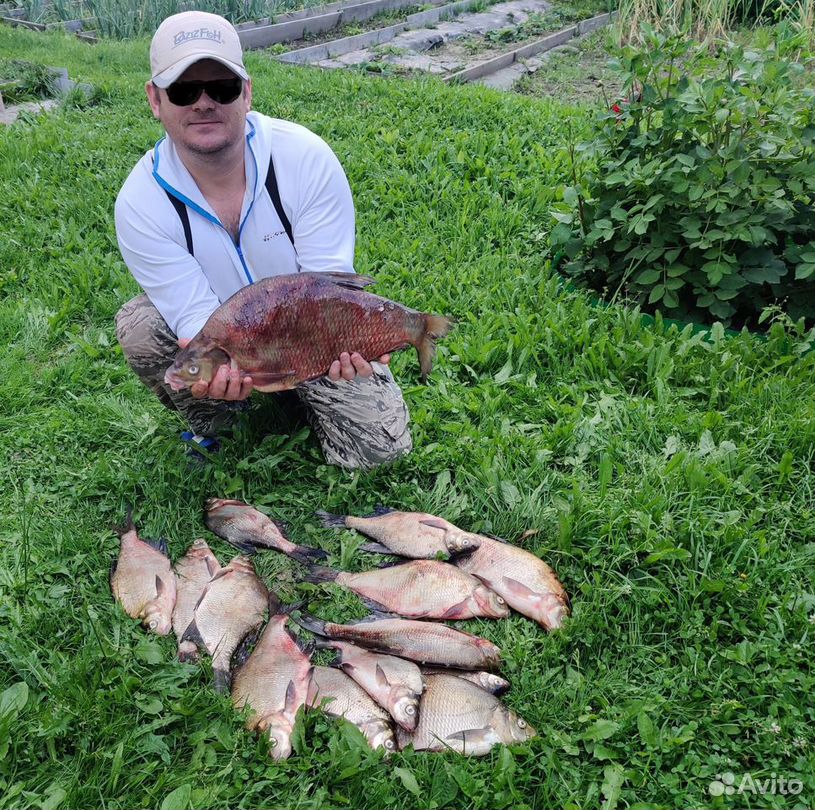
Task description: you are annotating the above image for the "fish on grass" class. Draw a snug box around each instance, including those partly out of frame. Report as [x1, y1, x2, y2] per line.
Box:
[172, 539, 221, 662]
[306, 560, 509, 620]
[308, 666, 396, 754]
[291, 610, 501, 671]
[231, 612, 313, 760]
[110, 514, 176, 636]
[397, 673, 536, 756]
[164, 272, 453, 392]
[316, 639, 424, 731]
[317, 507, 481, 558]
[182, 555, 269, 692]
[205, 498, 326, 564]
[422, 668, 510, 697]
[453, 535, 570, 631]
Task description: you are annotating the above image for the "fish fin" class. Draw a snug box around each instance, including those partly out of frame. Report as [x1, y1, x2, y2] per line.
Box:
[289, 608, 328, 637]
[284, 679, 298, 714]
[313, 638, 338, 651]
[304, 564, 340, 584]
[154, 575, 166, 597]
[268, 591, 282, 616]
[346, 613, 388, 625]
[208, 567, 233, 583]
[416, 314, 453, 383]
[180, 619, 207, 649]
[445, 726, 492, 744]
[315, 510, 347, 529]
[484, 533, 510, 544]
[318, 271, 376, 290]
[364, 505, 395, 518]
[287, 544, 329, 566]
[418, 518, 448, 531]
[297, 636, 316, 656]
[111, 506, 136, 538]
[204, 556, 220, 578]
[375, 559, 412, 569]
[501, 576, 541, 600]
[439, 598, 472, 620]
[358, 596, 397, 615]
[248, 371, 299, 388]
[375, 664, 391, 689]
[231, 626, 262, 671]
[213, 667, 231, 693]
[109, 557, 117, 586]
[144, 536, 170, 556]
[358, 541, 398, 555]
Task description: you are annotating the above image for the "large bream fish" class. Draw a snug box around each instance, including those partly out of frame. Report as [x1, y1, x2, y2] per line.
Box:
[292, 610, 501, 671]
[396, 673, 536, 756]
[110, 515, 176, 636]
[305, 560, 509, 620]
[453, 535, 569, 631]
[164, 272, 453, 392]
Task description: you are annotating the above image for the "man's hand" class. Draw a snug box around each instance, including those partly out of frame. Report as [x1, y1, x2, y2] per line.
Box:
[178, 339, 254, 401]
[328, 352, 390, 382]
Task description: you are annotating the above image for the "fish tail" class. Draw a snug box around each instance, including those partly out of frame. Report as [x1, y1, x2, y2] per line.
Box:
[111, 505, 136, 538]
[417, 314, 453, 383]
[315, 510, 347, 529]
[213, 667, 231, 693]
[304, 564, 340, 584]
[289, 608, 328, 637]
[287, 544, 329, 566]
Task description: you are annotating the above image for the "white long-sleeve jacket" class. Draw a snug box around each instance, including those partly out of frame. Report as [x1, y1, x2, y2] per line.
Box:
[115, 111, 356, 340]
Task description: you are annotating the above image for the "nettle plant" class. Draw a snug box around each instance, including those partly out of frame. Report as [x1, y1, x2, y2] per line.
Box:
[550, 26, 815, 327]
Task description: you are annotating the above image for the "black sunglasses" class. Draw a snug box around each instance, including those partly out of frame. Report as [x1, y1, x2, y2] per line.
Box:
[164, 78, 243, 107]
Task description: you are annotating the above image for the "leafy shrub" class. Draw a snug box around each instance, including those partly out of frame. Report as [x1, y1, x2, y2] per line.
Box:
[550, 26, 815, 327]
[0, 59, 58, 103]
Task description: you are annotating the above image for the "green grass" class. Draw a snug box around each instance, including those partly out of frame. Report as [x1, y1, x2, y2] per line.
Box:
[1, 25, 814, 810]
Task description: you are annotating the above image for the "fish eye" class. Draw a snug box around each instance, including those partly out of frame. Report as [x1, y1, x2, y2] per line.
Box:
[461, 538, 470, 547]
[405, 705, 416, 715]
[188, 364, 199, 375]
[269, 737, 278, 748]
[148, 619, 158, 629]
[497, 597, 506, 605]
[385, 739, 395, 749]
[518, 719, 527, 728]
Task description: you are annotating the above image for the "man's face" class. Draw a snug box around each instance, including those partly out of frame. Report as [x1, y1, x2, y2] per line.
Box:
[146, 59, 252, 156]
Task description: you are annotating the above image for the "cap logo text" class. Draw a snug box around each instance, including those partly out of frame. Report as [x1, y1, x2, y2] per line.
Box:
[173, 28, 224, 48]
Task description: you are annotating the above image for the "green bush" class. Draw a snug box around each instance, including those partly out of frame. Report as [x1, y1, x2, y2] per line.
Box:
[550, 26, 815, 327]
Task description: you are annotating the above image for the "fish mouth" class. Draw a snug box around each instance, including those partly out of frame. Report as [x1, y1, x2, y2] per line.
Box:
[164, 367, 189, 391]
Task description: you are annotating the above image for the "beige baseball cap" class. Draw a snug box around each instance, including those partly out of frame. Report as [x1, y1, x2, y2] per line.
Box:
[150, 11, 249, 88]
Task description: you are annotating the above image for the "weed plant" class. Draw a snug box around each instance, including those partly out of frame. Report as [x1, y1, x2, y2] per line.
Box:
[550, 25, 815, 329]
[0, 25, 813, 810]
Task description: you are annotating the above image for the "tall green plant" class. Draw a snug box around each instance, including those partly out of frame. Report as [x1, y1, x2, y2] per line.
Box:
[550, 26, 815, 327]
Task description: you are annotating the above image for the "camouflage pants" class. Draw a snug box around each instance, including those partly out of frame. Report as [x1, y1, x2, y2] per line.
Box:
[115, 294, 413, 470]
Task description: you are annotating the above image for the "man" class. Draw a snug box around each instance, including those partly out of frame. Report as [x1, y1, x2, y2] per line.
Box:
[114, 11, 412, 469]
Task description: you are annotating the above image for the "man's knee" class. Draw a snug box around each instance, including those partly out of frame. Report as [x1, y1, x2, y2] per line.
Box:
[115, 294, 176, 370]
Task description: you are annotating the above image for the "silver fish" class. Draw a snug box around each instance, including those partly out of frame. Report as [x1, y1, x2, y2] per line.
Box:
[453, 535, 569, 630]
[305, 559, 509, 620]
[308, 666, 396, 753]
[317, 507, 481, 558]
[292, 610, 501, 670]
[231, 613, 313, 760]
[396, 673, 536, 756]
[172, 539, 221, 662]
[182, 555, 269, 691]
[317, 640, 424, 731]
[110, 515, 176, 636]
[205, 498, 327, 564]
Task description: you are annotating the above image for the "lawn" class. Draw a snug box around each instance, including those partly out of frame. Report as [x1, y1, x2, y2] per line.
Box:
[0, 23, 813, 810]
